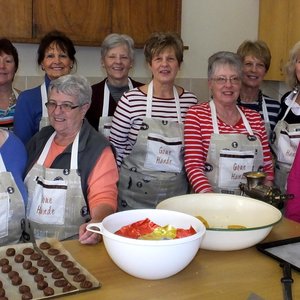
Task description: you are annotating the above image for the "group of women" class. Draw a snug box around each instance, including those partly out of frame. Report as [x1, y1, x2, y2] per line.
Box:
[1, 29, 300, 247]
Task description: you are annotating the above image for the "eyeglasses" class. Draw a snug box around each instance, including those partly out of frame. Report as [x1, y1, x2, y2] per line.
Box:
[45, 101, 81, 112]
[243, 62, 266, 70]
[212, 76, 241, 85]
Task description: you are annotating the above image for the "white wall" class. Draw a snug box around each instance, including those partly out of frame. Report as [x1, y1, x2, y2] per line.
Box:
[14, 0, 259, 79]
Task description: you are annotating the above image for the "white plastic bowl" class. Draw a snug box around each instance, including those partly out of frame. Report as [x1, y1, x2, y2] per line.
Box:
[156, 193, 282, 251]
[87, 209, 206, 280]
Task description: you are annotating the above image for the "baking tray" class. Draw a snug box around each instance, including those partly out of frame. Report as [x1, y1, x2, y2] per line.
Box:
[0, 238, 101, 299]
[256, 236, 300, 272]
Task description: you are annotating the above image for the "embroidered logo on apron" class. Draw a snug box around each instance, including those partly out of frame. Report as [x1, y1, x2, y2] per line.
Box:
[28, 176, 67, 225]
[144, 133, 183, 172]
[218, 149, 255, 188]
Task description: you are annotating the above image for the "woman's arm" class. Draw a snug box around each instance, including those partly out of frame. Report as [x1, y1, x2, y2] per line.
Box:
[184, 105, 213, 193]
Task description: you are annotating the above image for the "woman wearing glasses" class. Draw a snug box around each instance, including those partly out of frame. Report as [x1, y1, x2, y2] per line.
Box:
[184, 51, 274, 194]
[14, 31, 76, 145]
[24, 74, 118, 244]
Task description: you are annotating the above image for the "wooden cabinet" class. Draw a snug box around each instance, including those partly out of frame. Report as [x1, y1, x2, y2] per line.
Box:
[259, 0, 300, 81]
[112, 0, 181, 48]
[0, 0, 32, 40]
[0, 0, 181, 47]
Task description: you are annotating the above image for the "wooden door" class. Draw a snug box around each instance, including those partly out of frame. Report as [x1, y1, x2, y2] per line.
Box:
[112, 0, 182, 48]
[258, 0, 289, 81]
[32, 0, 111, 45]
[0, 0, 32, 41]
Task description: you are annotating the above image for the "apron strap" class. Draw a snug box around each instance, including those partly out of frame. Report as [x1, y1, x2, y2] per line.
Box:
[37, 131, 80, 170]
[41, 82, 48, 118]
[146, 81, 182, 123]
[281, 90, 299, 121]
[102, 78, 135, 117]
[0, 153, 7, 172]
[209, 100, 254, 135]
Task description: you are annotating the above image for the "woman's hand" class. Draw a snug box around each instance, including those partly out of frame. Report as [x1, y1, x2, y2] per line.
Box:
[78, 222, 102, 245]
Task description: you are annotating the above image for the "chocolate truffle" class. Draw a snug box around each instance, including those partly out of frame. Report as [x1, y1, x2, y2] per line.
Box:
[34, 274, 44, 283]
[14, 254, 25, 263]
[22, 261, 32, 270]
[80, 280, 93, 289]
[54, 254, 68, 262]
[0, 288, 5, 297]
[43, 287, 54, 296]
[67, 267, 80, 275]
[21, 292, 33, 300]
[43, 264, 57, 273]
[54, 279, 68, 287]
[39, 242, 51, 250]
[5, 248, 15, 256]
[30, 253, 42, 261]
[0, 259, 8, 267]
[52, 270, 64, 279]
[48, 248, 60, 256]
[37, 259, 50, 267]
[11, 275, 22, 286]
[37, 280, 48, 290]
[61, 260, 74, 268]
[28, 266, 38, 275]
[73, 274, 86, 282]
[1, 264, 12, 273]
[8, 270, 19, 279]
[19, 285, 31, 294]
[22, 248, 34, 255]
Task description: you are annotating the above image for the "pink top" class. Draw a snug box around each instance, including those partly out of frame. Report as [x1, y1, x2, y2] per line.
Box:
[286, 144, 300, 222]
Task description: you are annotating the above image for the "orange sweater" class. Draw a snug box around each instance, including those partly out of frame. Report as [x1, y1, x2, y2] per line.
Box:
[44, 141, 118, 212]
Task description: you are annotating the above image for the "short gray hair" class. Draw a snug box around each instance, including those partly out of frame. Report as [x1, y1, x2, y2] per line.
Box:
[101, 33, 135, 61]
[48, 74, 92, 105]
[208, 51, 242, 79]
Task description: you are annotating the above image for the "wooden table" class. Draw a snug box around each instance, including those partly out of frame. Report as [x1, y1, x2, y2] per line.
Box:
[62, 218, 300, 300]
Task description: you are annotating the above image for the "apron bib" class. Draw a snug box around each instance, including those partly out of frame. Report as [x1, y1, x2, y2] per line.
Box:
[206, 101, 264, 194]
[25, 132, 89, 240]
[272, 91, 300, 192]
[99, 79, 134, 138]
[39, 82, 50, 129]
[0, 152, 25, 245]
[118, 81, 188, 210]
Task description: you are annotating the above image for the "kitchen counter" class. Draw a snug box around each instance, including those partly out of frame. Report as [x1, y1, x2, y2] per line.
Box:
[62, 218, 300, 300]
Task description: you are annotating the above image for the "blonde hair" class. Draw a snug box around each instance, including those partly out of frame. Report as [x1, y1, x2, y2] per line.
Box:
[285, 41, 300, 89]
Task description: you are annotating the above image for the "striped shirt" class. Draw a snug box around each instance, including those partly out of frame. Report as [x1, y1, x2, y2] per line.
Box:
[237, 90, 280, 131]
[109, 87, 198, 166]
[184, 101, 274, 193]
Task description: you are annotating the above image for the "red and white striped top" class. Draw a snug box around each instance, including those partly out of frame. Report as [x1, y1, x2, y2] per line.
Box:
[109, 87, 198, 166]
[184, 101, 274, 193]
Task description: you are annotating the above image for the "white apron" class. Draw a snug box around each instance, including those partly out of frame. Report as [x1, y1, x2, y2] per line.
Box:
[206, 101, 264, 194]
[261, 96, 272, 141]
[272, 91, 300, 192]
[118, 81, 188, 210]
[99, 79, 134, 138]
[39, 82, 50, 129]
[25, 132, 89, 240]
[0, 152, 25, 245]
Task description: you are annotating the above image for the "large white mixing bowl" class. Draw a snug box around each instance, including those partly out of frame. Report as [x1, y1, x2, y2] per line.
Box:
[87, 209, 206, 280]
[156, 193, 282, 251]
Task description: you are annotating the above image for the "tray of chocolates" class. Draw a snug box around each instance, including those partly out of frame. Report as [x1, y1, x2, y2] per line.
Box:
[0, 238, 100, 299]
